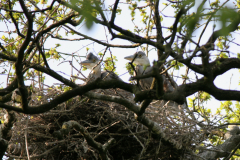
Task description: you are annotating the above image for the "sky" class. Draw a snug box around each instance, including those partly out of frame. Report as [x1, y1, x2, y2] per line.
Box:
[1, 0, 240, 112]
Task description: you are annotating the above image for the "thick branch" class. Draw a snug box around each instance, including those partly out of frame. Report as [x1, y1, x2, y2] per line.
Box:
[170, 50, 204, 74]
[169, 8, 186, 45]
[206, 11, 240, 47]
[16, 0, 34, 111]
[211, 58, 240, 78]
[0, 111, 16, 159]
[0, 78, 136, 114]
[8, 1, 25, 38]
[110, 0, 120, 25]
[199, 135, 240, 159]
[0, 79, 18, 96]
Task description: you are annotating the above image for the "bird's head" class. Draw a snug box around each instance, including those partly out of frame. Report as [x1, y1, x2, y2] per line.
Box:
[81, 53, 101, 71]
[124, 51, 150, 66]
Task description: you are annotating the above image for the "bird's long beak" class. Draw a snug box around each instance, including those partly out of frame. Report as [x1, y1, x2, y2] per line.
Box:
[124, 55, 135, 61]
[80, 59, 92, 66]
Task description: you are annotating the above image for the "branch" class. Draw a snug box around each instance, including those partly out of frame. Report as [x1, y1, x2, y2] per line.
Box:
[110, 0, 120, 25]
[0, 110, 16, 159]
[16, 0, 34, 111]
[139, 99, 152, 116]
[22, 13, 76, 61]
[150, 0, 163, 46]
[169, 8, 186, 46]
[211, 58, 240, 79]
[0, 78, 136, 114]
[198, 135, 240, 159]
[0, 92, 12, 103]
[0, 52, 17, 62]
[63, 25, 141, 48]
[33, 13, 76, 47]
[59, 0, 165, 50]
[0, 78, 18, 96]
[204, 83, 240, 101]
[8, 1, 25, 38]
[85, 91, 140, 114]
[206, 11, 240, 47]
[169, 50, 204, 74]
[94, 0, 115, 39]
[36, 42, 50, 68]
[0, 138, 8, 159]
[2, 0, 56, 13]
[4, 53, 240, 108]
[136, 114, 183, 149]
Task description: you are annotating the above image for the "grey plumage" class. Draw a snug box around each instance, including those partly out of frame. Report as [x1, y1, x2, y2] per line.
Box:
[124, 51, 173, 91]
[81, 52, 134, 104]
[124, 51, 153, 90]
[136, 65, 153, 90]
[101, 70, 122, 81]
[124, 51, 182, 110]
[81, 52, 121, 83]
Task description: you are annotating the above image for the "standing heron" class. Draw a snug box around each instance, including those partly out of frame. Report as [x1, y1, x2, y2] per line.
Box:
[124, 51, 173, 92]
[124, 51, 183, 110]
[80, 52, 122, 83]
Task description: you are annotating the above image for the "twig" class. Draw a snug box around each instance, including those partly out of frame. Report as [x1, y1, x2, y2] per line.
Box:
[25, 115, 30, 160]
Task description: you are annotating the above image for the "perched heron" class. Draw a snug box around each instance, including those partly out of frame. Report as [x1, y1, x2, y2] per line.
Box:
[124, 51, 183, 110]
[81, 52, 134, 109]
[81, 52, 122, 83]
[124, 51, 173, 92]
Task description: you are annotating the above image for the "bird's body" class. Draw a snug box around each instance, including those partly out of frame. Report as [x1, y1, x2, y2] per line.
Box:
[124, 51, 173, 92]
[81, 53, 122, 83]
[135, 65, 153, 90]
[101, 70, 122, 81]
[125, 51, 155, 90]
[134, 64, 174, 92]
[124, 51, 184, 111]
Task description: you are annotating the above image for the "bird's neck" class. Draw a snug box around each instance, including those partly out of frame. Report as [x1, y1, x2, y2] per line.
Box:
[137, 59, 150, 67]
[92, 64, 101, 77]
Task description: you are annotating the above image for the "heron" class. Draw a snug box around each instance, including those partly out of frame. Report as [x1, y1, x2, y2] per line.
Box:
[124, 51, 183, 110]
[80, 52, 122, 83]
[124, 51, 173, 92]
[81, 52, 134, 103]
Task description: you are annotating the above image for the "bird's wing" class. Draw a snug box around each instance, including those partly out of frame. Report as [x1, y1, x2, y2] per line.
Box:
[142, 66, 176, 92]
[101, 71, 122, 81]
[136, 65, 176, 92]
[135, 65, 153, 90]
[85, 72, 98, 83]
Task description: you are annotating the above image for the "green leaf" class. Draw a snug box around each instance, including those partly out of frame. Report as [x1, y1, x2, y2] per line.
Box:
[219, 52, 228, 58]
[237, 53, 240, 59]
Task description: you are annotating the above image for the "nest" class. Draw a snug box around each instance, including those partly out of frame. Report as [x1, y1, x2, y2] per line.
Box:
[5, 87, 207, 159]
